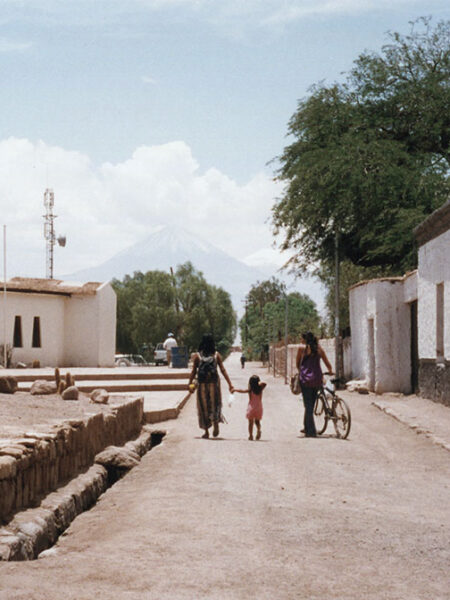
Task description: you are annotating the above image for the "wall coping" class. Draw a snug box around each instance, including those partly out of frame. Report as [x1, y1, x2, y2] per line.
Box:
[414, 200, 450, 247]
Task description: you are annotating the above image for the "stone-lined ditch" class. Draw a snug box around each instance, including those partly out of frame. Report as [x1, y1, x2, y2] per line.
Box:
[0, 427, 165, 561]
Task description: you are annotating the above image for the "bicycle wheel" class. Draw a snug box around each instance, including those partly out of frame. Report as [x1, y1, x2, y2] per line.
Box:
[333, 397, 351, 439]
[314, 392, 328, 435]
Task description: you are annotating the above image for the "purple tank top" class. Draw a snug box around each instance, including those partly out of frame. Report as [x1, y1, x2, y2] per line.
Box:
[299, 352, 323, 388]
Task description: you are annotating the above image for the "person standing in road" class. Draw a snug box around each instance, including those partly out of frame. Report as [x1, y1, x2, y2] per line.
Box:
[296, 332, 333, 437]
[163, 332, 177, 367]
[188, 333, 234, 439]
[240, 353, 246, 369]
[234, 374, 266, 441]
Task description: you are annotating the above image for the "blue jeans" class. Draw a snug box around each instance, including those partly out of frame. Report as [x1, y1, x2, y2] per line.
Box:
[301, 385, 318, 437]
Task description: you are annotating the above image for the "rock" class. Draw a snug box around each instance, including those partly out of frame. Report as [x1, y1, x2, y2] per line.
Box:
[0, 455, 17, 480]
[61, 386, 79, 401]
[346, 379, 370, 394]
[95, 446, 140, 470]
[6, 376, 18, 393]
[30, 380, 57, 395]
[90, 389, 109, 404]
[0, 377, 10, 393]
[16, 362, 27, 368]
[0, 376, 18, 394]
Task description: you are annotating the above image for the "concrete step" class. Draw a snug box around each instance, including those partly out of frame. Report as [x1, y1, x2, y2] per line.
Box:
[18, 379, 189, 394]
[4, 367, 190, 383]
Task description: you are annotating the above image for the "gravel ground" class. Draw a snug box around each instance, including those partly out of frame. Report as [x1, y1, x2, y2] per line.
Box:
[0, 354, 449, 599]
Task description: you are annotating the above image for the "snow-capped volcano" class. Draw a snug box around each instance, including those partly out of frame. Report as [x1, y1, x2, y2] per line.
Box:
[64, 225, 325, 312]
[64, 225, 268, 308]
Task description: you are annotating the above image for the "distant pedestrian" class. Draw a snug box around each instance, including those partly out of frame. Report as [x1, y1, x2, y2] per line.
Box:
[296, 332, 333, 437]
[240, 353, 246, 369]
[234, 375, 266, 441]
[163, 333, 177, 366]
[188, 334, 234, 439]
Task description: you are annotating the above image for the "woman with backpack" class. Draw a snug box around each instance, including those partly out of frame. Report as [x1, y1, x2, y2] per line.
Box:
[188, 333, 234, 439]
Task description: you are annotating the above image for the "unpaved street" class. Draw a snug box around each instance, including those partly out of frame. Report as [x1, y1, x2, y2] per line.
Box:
[1, 353, 449, 599]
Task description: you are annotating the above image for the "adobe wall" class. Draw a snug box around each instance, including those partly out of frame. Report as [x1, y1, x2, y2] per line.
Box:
[1, 293, 66, 367]
[417, 228, 450, 405]
[269, 338, 352, 381]
[0, 396, 143, 523]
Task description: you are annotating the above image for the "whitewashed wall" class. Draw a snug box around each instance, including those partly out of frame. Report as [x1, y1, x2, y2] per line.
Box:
[97, 282, 116, 367]
[349, 273, 417, 394]
[0, 282, 116, 367]
[0, 292, 66, 367]
[418, 229, 450, 360]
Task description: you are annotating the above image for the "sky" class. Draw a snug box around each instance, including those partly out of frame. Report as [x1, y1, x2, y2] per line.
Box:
[0, 0, 449, 305]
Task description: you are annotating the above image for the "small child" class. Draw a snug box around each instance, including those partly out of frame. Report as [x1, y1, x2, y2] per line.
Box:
[234, 375, 267, 440]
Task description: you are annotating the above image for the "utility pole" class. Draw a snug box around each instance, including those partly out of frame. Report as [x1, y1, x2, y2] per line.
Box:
[284, 293, 289, 384]
[3, 225, 7, 368]
[334, 230, 343, 382]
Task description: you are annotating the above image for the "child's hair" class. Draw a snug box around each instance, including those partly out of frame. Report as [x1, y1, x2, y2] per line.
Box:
[249, 375, 262, 394]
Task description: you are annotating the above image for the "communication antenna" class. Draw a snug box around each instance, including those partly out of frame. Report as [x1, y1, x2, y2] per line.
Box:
[43, 188, 66, 279]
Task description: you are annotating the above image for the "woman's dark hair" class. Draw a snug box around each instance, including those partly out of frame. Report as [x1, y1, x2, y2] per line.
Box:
[249, 374, 262, 394]
[302, 331, 318, 355]
[199, 333, 216, 356]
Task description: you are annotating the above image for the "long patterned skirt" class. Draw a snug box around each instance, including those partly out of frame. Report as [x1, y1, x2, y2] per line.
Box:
[197, 380, 224, 430]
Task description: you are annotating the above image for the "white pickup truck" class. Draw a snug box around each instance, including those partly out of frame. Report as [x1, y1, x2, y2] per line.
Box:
[154, 343, 168, 366]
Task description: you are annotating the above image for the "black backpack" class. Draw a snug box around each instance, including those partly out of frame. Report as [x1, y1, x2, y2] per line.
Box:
[197, 353, 218, 383]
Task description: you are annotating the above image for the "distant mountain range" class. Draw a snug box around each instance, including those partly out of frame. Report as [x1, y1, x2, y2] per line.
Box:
[64, 225, 324, 313]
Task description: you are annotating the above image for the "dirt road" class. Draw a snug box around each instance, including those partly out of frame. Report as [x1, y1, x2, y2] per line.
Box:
[1, 353, 449, 599]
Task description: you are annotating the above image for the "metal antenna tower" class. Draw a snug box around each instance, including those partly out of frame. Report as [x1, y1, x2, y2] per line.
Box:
[43, 189, 66, 279]
[43, 188, 56, 279]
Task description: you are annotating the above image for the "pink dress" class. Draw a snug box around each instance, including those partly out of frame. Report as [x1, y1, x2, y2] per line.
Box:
[246, 391, 263, 420]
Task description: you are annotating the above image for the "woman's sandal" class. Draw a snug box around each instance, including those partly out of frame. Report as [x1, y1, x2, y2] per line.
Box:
[202, 430, 209, 439]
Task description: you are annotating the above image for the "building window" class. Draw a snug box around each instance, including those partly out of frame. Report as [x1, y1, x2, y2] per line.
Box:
[436, 283, 444, 359]
[13, 316, 22, 347]
[32, 317, 41, 348]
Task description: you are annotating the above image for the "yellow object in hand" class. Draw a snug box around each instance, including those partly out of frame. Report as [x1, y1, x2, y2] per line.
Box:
[189, 383, 196, 393]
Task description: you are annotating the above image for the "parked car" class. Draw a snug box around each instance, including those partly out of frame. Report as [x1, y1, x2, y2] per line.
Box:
[154, 343, 168, 366]
[114, 354, 147, 367]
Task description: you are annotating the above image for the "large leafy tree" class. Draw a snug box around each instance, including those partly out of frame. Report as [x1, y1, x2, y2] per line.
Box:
[273, 18, 449, 275]
[113, 262, 236, 357]
[240, 278, 321, 359]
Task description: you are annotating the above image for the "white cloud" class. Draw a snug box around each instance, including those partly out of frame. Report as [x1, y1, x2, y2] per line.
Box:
[0, 38, 32, 52]
[141, 75, 157, 85]
[0, 137, 283, 279]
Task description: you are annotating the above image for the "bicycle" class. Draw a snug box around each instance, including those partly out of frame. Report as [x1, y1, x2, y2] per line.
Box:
[314, 374, 351, 439]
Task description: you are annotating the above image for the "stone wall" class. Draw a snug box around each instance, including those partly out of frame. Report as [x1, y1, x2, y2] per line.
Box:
[419, 360, 450, 407]
[269, 338, 352, 381]
[0, 396, 143, 523]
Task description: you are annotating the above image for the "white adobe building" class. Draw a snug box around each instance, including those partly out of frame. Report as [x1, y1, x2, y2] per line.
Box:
[348, 200, 449, 405]
[349, 271, 418, 394]
[414, 200, 450, 406]
[0, 278, 116, 367]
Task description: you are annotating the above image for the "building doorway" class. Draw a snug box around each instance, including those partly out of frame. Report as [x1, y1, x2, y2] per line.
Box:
[410, 300, 419, 393]
[368, 318, 375, 391]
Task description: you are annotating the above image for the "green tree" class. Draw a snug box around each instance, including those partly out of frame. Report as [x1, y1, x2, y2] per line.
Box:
[273, 18, 449, 276]
[113, 262, 236, 357]
[240, 279, 320, 359]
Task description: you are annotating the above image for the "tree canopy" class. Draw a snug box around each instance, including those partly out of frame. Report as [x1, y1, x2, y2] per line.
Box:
[273, 18, 450, 275]
[113, 262, 236, 358]
[240, 278, 321, 360]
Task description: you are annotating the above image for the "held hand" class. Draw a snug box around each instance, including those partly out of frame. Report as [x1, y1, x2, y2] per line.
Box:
[229, 385, 234, 393]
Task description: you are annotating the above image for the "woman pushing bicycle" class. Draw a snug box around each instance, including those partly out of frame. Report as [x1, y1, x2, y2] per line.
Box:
[296, 332, 333, 437]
